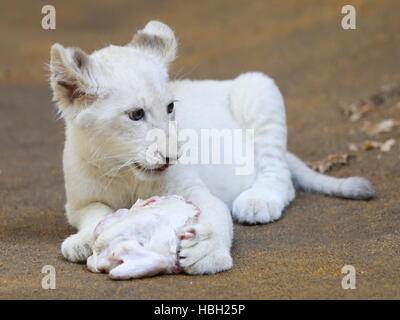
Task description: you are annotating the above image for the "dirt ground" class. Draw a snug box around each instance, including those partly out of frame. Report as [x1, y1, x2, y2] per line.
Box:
[0, 0, 399, 299]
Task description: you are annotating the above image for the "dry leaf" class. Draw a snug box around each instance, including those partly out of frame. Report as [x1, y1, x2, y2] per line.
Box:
[341, 83, 400, 120]
[380, 139, 396, 152]
[327, 154, 350, 163]
[361, 119, 400, 136]
[348, 143, 359, 152]
[341, 100, 371, 122]
[349, 112, 361, 122]
[349, 104, 373, 122]
[306, 154, 350, 173]
[341, 101, 364, 117]
[362, 140, 381, 151]
[368, 83, 400, 106]
[362, 139, 396, 152]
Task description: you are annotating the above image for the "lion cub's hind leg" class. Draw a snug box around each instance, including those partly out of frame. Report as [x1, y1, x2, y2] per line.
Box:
[229, 72, 295, 224]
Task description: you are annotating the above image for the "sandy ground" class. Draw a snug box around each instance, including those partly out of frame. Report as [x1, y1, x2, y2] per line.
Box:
[0, 0, 399, 299]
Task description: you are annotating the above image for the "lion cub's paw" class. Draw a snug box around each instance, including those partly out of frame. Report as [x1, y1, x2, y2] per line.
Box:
[232, 188, 284, 224]
[178, 224, 232, 275]
[61, 232, 92, 263]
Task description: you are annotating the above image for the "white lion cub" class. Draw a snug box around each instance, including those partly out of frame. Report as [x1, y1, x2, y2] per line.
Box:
[49, 21, 374, 275]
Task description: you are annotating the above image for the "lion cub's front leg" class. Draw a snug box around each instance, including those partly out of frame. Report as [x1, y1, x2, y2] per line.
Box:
[179, 190, 233, 275]
[165, 171, 234, 275]
[61, 202, 114, 262]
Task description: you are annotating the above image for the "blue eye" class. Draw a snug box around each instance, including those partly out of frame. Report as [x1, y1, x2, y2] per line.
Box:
[128, 109, 145, 121]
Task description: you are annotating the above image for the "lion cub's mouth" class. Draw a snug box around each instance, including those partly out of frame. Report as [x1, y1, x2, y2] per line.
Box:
[133, 163, 170, 173]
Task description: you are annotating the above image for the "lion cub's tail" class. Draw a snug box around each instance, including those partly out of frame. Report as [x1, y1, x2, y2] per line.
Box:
[286, 152, 374, 200]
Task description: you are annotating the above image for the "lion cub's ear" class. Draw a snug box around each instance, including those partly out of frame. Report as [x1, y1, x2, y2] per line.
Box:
[128, 21, 178, 65]
[49, 43, 96, 108]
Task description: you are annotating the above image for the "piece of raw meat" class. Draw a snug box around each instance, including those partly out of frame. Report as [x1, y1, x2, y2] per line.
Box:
[87, 195, 200, 280]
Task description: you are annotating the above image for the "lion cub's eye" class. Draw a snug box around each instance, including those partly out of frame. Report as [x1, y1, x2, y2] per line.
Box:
[167, 102, 174, 114]
[128, 109, 145, 121]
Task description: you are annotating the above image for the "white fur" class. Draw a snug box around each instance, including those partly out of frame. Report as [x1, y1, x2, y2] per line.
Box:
[50, 21, 374, 275]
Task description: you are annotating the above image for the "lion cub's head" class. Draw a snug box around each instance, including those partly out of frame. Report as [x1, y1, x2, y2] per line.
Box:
[50, 21, 180, 181]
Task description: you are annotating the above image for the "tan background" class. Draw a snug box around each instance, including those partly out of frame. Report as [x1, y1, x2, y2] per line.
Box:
[0, 0, 399, 299]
